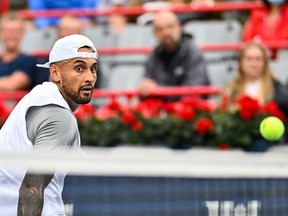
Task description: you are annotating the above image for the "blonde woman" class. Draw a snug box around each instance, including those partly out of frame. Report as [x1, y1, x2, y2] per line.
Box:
[221, 42, 288, 142]
[223, 42, 287, 106]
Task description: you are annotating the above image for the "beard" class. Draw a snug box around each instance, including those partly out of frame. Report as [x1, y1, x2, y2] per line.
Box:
[162, 36, 180, 51]
[62, 81, 93, 104]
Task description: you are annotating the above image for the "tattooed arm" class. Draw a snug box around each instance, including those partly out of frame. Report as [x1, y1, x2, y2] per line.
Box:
[18, 106, 79, 215]
[17, 173, 54, 216]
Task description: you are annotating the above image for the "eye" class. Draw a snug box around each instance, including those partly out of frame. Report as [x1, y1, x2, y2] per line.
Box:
[91, 65, 98, 73]
[74, 65, 84, 72]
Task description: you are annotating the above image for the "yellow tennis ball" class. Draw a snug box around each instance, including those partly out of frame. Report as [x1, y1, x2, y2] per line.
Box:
[260, 116, 285, 141]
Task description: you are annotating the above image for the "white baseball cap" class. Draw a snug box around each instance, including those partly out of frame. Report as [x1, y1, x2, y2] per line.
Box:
[37, 34, 98, 68]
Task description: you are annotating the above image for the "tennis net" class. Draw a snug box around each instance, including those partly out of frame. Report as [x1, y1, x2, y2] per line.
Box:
[1, 146, 288, 216]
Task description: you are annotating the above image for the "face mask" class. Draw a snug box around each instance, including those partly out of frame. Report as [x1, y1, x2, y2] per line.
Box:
[267, 0, 285, 4]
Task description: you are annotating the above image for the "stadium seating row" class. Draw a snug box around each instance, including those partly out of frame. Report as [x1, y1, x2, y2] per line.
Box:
[1, 19, 288, 90]
[0, 19, 241, 55]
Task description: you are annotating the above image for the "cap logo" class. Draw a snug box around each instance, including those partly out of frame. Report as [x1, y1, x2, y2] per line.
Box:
[81, 38, 88, 46]
[77, 52, 98, 59]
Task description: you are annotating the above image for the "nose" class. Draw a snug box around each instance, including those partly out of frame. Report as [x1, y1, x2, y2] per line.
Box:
[162, 28, 171, 37]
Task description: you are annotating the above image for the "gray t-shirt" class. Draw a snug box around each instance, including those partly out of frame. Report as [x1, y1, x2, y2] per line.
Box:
[25, 104, 79, 151]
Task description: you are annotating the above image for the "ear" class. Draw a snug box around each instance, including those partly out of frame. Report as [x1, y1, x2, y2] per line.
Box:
[50, 64, 61, 82]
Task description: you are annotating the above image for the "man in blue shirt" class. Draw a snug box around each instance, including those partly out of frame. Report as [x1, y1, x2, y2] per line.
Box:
[0, 12, 37, 90]
[28, 0, 98, 29]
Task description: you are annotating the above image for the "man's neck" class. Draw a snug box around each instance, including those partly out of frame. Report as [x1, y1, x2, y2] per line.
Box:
[1, 49, 20, 63]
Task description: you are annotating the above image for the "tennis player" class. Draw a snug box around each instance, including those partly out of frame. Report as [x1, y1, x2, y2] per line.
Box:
[0, 34, 98, 215]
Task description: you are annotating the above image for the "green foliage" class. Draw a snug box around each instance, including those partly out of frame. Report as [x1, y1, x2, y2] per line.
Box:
[212, 111, 266, 148]
[80, 117, 125, 147]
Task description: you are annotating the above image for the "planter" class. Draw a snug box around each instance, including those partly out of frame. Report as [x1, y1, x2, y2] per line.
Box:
[169, 142, 193, 150]
[243, 138, 271, 152]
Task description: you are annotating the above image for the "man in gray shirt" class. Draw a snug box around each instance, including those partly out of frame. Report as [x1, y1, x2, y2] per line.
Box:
[139, 11, 209, 98]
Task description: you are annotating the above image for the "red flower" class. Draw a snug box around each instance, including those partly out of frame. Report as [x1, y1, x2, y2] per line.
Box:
[107, 97, 122, 111]
[218, 143, 229, 150]
[195, 118, 214, 134]
[262, 101, 279, 113]
[172, 102, 195, 120]
[235, 96, 261, 121]
[218, 94, 230, 112]
[262, 101, 286, 121]
[120, 108, 143, 131]
[95, 106, 118, 120]
[163, 102, 175, 113]
[180, 96, 201, 107]
[121, 109, 136, 124]
[75, 104, 95, 121]
[180, 96, 215, 112]
[133, 99, 164, 118]
[131, 121, 143, 131]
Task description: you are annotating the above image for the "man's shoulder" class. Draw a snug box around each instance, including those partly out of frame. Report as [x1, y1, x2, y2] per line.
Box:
[5, 54, 38, 70]
[17, 53, 37, 63]
[0, 53, 36, 66]
[28, 104, 73, 118]
[180, 39, 203, 60]
[27, 104, 76, 128]
[182, 37, 200, 51]
[147, 47, 159, 62]
[26, 105, 79, 150]
[27, 82, 71, 110]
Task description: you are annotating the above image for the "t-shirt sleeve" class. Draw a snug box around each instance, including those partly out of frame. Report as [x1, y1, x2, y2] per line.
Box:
[26, 104, 79, 152]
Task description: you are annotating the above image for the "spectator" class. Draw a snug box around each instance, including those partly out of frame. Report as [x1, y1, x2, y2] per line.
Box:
[57, 15, 82, 38]
[243, 0, 288, 42]
[0, 12, 37, 90]
[138, 11, 209, 97]
[242, 0, 288, 57]
[222, 42, 288, 113]
[97, 0, 129, 35]
[28, 0, 97, 29]
[36, 15, 103, 88]
[107, 12, 128, 36]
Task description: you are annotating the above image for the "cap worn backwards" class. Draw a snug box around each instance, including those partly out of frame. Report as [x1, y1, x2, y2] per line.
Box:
[36, 34, 98, 68]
